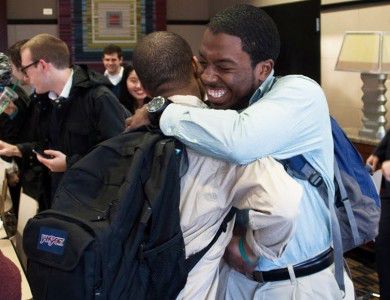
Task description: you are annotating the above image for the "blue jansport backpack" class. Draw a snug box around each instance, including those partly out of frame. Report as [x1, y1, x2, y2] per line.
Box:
[281, 116, 380, 292]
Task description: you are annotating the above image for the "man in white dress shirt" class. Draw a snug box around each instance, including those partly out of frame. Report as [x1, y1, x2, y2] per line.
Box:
[131, 30, 303, 299]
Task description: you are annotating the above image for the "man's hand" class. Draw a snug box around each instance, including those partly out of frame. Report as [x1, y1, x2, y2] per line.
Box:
[0, 140, 22, 157]
[125, 105, 150, 131]
[224, 235, 257, 276]
[36, 149, 67, 172]
[382, 161, 390, 181]
[366, 154, 380, 172]
[3, 101, 18, 116]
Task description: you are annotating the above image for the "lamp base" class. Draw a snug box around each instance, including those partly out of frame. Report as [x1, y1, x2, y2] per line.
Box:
[358, 73, 387, 141]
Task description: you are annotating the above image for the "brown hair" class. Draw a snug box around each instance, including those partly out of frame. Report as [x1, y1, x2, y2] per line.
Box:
[21, 34, 70, 69]
[6, 39, 29, 69]
[103, 44, 123, 59]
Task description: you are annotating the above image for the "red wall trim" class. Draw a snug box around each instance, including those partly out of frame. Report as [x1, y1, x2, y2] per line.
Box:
[0, 0, 8, 52]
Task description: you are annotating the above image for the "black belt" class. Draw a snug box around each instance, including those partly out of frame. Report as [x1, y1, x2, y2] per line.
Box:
[252, 248, 334, 283]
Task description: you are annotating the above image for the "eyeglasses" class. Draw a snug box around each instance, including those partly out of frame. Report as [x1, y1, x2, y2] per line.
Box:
[20, 60, 40, 75]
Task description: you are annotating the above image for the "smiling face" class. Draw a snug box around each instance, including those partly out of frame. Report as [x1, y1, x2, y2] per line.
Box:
[103, 53, 123, 75]
[197, 29, 261, 110]
[126, 70, 147, 101]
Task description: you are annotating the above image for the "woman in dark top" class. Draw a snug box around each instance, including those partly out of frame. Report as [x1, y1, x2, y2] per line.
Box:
[118, 64, 148, 114]
[367, 132, 390, 299]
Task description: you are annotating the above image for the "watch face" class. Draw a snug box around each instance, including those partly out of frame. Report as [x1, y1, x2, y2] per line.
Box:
[147, 96, 166, 113]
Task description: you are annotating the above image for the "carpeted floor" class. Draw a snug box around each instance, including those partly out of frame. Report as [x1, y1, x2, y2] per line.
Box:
[346, 245, 380, 299]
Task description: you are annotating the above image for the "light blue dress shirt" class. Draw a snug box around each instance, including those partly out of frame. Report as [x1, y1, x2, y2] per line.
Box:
[160, 71, 335, 270]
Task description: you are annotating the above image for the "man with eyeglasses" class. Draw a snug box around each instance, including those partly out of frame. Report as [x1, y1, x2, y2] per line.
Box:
[0, 39, 53, 212]
[14, 33, 126, 202]
[20, 60, 39, 75]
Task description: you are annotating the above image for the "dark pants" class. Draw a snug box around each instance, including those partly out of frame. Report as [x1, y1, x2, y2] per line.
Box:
[9, 183, 21, 218]
[376, 196, 390, 299]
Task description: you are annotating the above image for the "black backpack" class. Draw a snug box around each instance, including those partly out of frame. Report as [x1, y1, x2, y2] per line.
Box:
[23, 128, 234, 300]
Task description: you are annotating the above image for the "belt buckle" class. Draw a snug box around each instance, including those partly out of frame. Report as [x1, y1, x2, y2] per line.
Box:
[252, 271, 265, 283]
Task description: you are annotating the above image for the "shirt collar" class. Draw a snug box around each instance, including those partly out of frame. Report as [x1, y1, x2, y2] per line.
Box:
[169, 95, 208, 108]
[249, 69, 275, 105]
[48, 69, 74, 100]
[104, 66, 124, 85]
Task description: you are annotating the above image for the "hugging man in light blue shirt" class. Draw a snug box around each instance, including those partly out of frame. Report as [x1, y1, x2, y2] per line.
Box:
[157, 5, 355, 300]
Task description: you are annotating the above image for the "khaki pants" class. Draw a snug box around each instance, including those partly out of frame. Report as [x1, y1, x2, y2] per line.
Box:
[217, 261, 355, 300]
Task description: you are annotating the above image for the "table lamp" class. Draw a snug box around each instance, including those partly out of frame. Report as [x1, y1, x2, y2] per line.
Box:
[335, 31, 390, 141]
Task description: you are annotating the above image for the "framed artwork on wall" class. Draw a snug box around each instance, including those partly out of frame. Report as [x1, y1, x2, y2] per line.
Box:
[58, 0, 166, 64]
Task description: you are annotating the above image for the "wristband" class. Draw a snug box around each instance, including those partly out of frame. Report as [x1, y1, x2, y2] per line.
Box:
[239, 237, 257, 266]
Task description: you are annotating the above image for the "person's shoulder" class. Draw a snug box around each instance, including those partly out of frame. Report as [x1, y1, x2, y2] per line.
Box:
[73, 64, 112, 89]
[277, 74, 321, 88]
[273, 75, 325, 98]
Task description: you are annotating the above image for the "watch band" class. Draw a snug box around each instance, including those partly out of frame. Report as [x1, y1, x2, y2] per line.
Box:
[148, 97, 172, 127]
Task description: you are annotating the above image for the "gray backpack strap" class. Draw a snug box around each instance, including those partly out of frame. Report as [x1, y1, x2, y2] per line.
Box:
[327, 189, 346, 294]
[333, 161, 361, 246]
[288, 159, 346, 293]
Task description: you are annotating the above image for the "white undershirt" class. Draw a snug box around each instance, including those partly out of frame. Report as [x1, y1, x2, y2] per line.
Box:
[104, 66, 124, 86]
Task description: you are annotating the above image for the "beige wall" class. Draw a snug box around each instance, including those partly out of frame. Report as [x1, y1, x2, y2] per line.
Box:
[249, 0, 305, 7]
[167, 0, 209, 20]
[321, 4, 390, 134]
[322, 0, 360, 4]
[167, 25, 206, 55]
[8, 25, 58, 47]
[167, 0, 240, 54]
[166, 0, 208, 54]
[7, 0, 57, 20]
[6, 0, 58, 46]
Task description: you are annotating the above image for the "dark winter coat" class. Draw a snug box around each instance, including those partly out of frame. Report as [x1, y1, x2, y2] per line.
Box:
[16, 92, 52, 211]
[49, 64, 127, 197]
[374, 130, 390, 198]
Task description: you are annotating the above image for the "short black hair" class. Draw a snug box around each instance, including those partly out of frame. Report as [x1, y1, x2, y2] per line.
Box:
[208, 4, 280, 66]
[132, 31, 193, 94]
[6, 39, 29, 69]
[103, 44, 123, 59]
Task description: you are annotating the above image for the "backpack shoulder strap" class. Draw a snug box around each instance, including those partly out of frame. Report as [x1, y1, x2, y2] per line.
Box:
[333, 161, 362, 246]
[280, 156, 347, 293]
[183, 207, 237, 273]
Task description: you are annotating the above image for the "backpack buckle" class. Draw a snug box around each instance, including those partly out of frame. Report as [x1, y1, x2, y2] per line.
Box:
[309, 172, 323, 187]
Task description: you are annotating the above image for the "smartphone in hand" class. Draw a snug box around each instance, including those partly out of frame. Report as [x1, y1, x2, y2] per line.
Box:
[32, 148, 53, 159]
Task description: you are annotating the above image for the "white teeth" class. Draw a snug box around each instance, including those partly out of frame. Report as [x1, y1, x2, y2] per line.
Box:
[208, 88, 226, 98]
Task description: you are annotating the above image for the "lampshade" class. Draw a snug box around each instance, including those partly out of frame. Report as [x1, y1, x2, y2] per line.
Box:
[335, 31, 390, 141]
[335, 31, 390, 74]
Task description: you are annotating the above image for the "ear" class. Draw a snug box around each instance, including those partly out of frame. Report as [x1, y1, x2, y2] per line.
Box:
[254, 59, 274, 84]
[39, 59, 49, 72]
[192, 56, 203, 79]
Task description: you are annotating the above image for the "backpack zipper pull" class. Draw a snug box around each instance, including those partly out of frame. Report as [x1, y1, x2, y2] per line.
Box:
[90, 202, 113, 222]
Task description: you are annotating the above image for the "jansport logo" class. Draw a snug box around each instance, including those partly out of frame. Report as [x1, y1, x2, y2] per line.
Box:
[37, 227, 68, 255]
[40, 234, 65, 247]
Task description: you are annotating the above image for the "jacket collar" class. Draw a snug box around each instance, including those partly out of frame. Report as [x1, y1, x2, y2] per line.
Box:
[249, 69, 275, 105]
